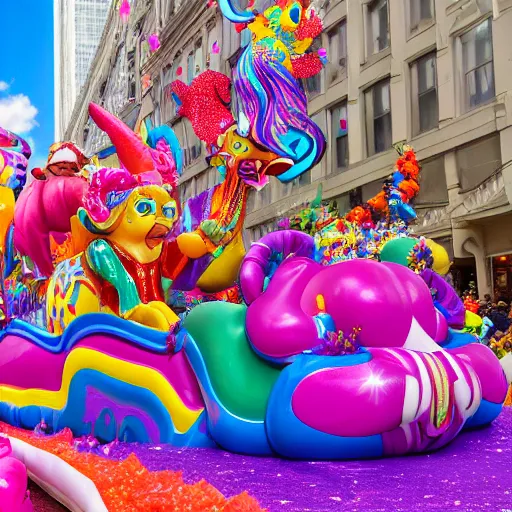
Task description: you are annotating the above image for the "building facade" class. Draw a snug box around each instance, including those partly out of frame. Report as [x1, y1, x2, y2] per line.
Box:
[54, 0, 110, 140]
[65, 0, 512, 299]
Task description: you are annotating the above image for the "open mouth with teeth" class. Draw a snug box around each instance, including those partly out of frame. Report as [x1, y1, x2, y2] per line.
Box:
[145, 223, 170, 249]
[237, 158, 294, 190]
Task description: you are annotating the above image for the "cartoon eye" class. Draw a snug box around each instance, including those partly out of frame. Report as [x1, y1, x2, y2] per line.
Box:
[162, 201, 177, 220]
[233, 141, 243, 150]
[134, 198, 156, 216]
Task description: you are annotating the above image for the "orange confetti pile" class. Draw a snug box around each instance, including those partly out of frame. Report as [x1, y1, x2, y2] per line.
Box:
[0, 423, 265, 512]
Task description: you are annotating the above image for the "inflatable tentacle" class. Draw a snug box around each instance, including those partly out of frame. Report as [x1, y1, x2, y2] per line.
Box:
[245, 256, 323, 363]
[240, 229, 315, 304]
[420, 268, 465, 330]
[217, 0, 256, 23]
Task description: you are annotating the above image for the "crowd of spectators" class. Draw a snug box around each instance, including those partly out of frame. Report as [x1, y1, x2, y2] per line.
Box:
[478, 295, 512, 337]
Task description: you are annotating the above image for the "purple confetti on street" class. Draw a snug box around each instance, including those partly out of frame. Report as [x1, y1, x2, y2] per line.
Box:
[98, 408, 512, 512]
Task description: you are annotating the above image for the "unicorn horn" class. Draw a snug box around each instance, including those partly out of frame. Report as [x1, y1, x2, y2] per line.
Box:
[88, 103, 154, 175]
[217, 0, 256, 23]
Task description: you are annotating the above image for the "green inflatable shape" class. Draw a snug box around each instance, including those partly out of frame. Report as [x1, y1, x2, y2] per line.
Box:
[184, 301, 281, 421]
[380, 237, 417, 267]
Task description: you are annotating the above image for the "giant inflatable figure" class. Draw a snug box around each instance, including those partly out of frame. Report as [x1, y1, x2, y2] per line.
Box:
[0, 0, 510, 471]
[45, 104, 184, 334]
[170, 0, 326, 292]
[180, 148, 511, 458]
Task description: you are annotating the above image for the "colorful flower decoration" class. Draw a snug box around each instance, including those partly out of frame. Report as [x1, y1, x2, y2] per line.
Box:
[277, 145, 423, 267]
[312, 326, 362, 356]
[407, 238, 434, 273]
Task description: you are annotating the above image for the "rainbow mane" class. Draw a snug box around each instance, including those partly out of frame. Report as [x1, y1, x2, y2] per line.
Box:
[234, 45, 325, 182]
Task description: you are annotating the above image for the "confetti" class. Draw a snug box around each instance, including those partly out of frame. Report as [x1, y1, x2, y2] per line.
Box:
[119, 0, 130, 23]
[0, 423, 264, 512]
[148, 34, 160, 52]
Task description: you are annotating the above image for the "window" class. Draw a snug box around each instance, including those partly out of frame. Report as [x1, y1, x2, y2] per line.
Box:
[368, 0, 389, 55]
[362, 180, 384, 202]
[296, 169, 312, 187]
[196, 171, 208, 195]
[410, 0, 433, 32]
[304, 37, 323, 97]
[207, 26, 220, 71]
[305, 75, 322, 97]
[332, 193, 351, 216]
[181, 117, 201, 167]
[207, 168, 218, 188]
[187, 52, 194, 84]
[140, 39, 150, 68]
[246, 189, 256, 213]
[223, 0, 249, 58]
[456, 134, 501, 191]
[251, 226, 262, 242]
[330, 102, 348, 173]
[327, 21, 347, 85]
[194, 40, 203, 78]
[365, 79, 392, 156]
[161, 63, 176, 123]
[462, 19, 495, 111]
[260, 182, 272, 206]
[180, 179, 194, 205]
[254, 0, 273, 10]
[411, 52, 438, 135]
[153, 103, 161, 127]
[415, 156, 448, 206]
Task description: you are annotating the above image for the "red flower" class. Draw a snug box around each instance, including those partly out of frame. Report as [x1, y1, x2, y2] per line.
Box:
[291, 53, 323, 79]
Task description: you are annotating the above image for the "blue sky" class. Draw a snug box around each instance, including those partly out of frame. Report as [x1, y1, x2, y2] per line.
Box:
[1, 0, 54, 168]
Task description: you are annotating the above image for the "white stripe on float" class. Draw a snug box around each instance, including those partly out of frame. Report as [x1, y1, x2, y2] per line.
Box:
[7, 436, 108, 512]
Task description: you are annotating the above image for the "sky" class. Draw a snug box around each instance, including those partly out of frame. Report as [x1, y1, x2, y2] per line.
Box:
[1, 0, 54, 168]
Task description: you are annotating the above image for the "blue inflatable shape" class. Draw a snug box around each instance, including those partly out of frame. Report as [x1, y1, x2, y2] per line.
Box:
[266, 353, 384, 460]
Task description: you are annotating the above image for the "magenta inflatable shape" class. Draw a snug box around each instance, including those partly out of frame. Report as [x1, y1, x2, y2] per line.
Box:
[0, 335, 204, 411]
[246, 257, 322, 359]
[300, 260, 438, 347]
[450, 343, 508, 404]
[291, 349, 406, 436]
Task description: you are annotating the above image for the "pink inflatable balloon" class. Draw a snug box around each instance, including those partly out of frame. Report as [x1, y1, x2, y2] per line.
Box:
[0, 438, 33, 512]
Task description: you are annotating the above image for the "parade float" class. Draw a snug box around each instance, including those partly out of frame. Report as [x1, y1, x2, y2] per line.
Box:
[1, 0, 511, 510]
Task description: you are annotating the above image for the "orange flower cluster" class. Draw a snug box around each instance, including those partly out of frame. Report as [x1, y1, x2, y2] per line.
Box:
[0, 423, 265, 512]
[345, 145, 421, 226]
[396, 150, 419, 177]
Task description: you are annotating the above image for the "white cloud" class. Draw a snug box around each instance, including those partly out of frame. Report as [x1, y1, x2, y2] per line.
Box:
[0, 81, 9, 92]
[0, 94, 38, 134]
[25, 136, 36, 154]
